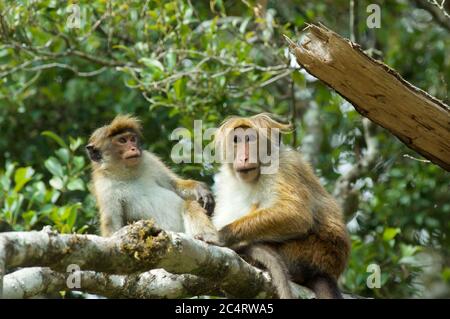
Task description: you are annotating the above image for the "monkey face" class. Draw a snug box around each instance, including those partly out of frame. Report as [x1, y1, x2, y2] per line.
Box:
[111, 132, 142, 166]
[232, 128, 261, 183]
[216, 115, 291, 182]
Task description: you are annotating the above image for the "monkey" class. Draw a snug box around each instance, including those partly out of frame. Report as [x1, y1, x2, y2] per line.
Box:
[85, 114, 218, 242]
[211, 113, 351, 299]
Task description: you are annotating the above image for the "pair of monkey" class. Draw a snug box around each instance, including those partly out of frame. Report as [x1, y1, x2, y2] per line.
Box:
[86, 113, 350, 299]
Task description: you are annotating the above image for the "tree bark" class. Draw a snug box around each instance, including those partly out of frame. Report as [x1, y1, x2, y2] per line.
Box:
[3, 267, 221, 299]
[0, 221, 315, 299]
[286, 24, 450, 171]
[413, 0, 450, 32]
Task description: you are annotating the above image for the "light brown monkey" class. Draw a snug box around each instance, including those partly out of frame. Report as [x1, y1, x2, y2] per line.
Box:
[212, 113, 351, 299]
[86, 114, 218, 241]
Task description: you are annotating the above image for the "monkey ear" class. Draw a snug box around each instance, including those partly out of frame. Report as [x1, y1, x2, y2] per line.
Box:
[86, 144, 102, 162]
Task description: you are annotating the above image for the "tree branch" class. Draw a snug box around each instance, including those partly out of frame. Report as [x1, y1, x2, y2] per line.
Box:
[413, 0, 450, 31]
[285, 24, 450, 171]
[0, 220, 315, 299]
[3, 267, 220, 299]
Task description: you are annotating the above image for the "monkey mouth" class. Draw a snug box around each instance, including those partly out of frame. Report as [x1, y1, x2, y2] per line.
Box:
[125, 154, 141, 160]
[237, 167, 258, 173]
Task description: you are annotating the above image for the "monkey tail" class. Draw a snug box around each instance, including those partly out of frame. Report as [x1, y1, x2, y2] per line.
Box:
[244, 244, 295, 299]
[306, 275, 344, 299]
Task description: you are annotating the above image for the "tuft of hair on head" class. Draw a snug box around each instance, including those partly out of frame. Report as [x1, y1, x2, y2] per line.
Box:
[88, 114, 142, 149]
[107, 114, 142, 138]
[248, 113, 293, 132]
[215, 112, 292, 146]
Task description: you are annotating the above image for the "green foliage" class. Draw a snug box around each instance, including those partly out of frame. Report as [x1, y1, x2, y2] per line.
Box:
[0, 0, 449, 298]
[0, 134, 96, 234]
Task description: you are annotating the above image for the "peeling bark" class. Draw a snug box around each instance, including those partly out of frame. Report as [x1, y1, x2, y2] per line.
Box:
[286, 24, 450, 171]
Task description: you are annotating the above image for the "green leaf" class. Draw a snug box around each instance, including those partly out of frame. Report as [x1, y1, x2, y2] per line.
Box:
[72, 156, 86, 173]
[165, 51, 176, 70]
[56, 148, 70, 164]
[22, 210, 38, 227]
[14, 167, 34, 192]
[42, 131, 68, 149]
[77, 225, 89, 234]
[49, 176, 64, 190]
[67, 204, 80, 229]
[69, 137, 83, 152]
[383, 227, 401, 241]
[173, 77, 186, 100]
[67, 178, 85, 191]
[48, 190, 61, 204]
[239, 17, 250, 33]
[139, 58, 164, 72]
[45, 157, 64, 177]
[400, 243, 420, 257]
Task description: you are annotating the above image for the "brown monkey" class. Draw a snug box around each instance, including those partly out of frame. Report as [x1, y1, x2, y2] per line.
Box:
[86, 114, 218, 241]
[212, 113, 350, 299]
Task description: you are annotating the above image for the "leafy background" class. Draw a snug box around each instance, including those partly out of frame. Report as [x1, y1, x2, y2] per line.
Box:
[0, 0, 449, 298]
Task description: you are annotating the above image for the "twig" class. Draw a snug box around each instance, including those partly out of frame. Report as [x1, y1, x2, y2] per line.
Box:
[402, 154, 431, 163]
[290, 76, 297, 146]
[428, 0, 450, 19]
[413, 0, 450, 31]
[258, 69, 293, 88]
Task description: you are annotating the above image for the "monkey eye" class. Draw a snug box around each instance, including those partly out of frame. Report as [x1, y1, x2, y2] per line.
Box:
[233, 135, 241, 144]
[118, 137, 127, 144]
[129, 135, 136, 143]
[245, 135, 257, 143]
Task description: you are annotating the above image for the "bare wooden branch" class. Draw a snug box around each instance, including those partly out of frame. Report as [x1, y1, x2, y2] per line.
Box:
[286, 24, 450, 171]
[413, 0, 450, 31]
[0, 220, 315, 299]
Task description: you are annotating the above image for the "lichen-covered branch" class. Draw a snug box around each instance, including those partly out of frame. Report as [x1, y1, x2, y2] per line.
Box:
[0, 220, 314, 299]
[3, 267, 220, 299]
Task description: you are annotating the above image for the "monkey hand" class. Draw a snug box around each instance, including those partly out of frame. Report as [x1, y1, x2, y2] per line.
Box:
[217, 225, 240, 247]
[194, 232, 224, 246]
[193, 182, 215, 216]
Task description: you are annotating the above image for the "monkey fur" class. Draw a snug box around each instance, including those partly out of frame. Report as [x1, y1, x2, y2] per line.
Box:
[86, 114, 218, 242]
[212, 113, 351, 299]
